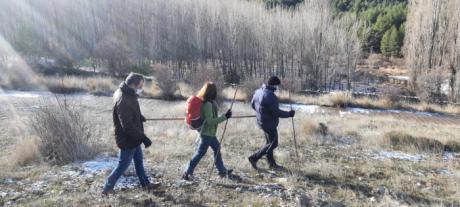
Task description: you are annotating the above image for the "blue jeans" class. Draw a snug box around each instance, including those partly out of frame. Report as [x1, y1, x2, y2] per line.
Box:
[185, 135, 227, 175]
[103, 145, 150, 191]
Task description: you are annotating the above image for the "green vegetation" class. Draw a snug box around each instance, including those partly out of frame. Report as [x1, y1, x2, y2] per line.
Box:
[332, 0, 407, 57]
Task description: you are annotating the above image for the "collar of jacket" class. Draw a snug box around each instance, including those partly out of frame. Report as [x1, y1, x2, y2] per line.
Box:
[262, 84, 277, 92]
[120, 82, 137, 97]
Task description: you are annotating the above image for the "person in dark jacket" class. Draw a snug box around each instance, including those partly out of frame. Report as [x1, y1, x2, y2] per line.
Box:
[102, 73, 157, 196]
[248, 76, 295, 170]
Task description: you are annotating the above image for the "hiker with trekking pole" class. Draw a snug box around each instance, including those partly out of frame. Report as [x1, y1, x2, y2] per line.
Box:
[182, 82, 234, 180]
[248, 76, 296, 170]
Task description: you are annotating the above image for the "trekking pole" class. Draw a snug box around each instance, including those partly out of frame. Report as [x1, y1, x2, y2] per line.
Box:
[208, 84, 239, 179]
[288, 89, 300, 164]
[145, 115, 255, 121]
[146, 118, 184, 121]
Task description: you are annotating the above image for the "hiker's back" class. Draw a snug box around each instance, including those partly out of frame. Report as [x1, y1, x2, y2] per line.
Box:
[112, 85, 144, 149]
[200, 101, 225, 137]
[252, 85, 279, 129]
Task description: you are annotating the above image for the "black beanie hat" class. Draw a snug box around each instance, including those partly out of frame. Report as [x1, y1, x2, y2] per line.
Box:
[267, 76, 281, 86]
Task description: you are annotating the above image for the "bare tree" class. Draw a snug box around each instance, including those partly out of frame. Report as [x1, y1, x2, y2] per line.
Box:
[405, 0, 460, 102]
[0, 0, 361, 91]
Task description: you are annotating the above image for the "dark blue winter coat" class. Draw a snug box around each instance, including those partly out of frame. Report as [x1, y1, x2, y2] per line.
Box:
[251, 84, 290, 131]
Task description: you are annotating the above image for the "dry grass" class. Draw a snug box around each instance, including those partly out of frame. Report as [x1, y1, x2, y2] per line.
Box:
[1, 92, 460, 206]
[222, 87, 249, 102]
[383, 131, 445, 154]
[445, 141, 460, 153]
[43, 75, 119, 96]
[11, 137, 41, 166]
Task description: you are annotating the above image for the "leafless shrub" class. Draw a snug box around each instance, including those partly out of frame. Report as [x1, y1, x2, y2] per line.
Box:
[190, 64, 223, 91]
[416, 70, 447, 103]
[189, 64, 225, 103]
[151, 63, 179, 100]
[94, 35, 132, 75]
[329, 92, 352, 108]
[240, 77, 265, 102]
[30, 97, 101, 165]
[444, 141, 460, 153]
[381, 86, 402, 103]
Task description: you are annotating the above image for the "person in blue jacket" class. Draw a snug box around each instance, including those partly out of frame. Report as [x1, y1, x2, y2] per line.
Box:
[249, 76, 295, 170]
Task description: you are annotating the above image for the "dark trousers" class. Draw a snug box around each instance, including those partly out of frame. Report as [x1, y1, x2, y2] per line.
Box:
[251, 128, 278, 166]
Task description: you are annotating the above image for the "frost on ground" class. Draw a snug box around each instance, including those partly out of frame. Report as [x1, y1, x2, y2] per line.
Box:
[369, 150, 426, 162]
[341, 107, 440, 117]
[0, 91, 53, 98]
[280, 103, 325, 114]
[443, 151, 460, 161]
[70, 154, 140, 190]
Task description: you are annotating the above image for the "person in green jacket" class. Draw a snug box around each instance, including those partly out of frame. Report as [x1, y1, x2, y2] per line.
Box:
[182, 82, 233, 180]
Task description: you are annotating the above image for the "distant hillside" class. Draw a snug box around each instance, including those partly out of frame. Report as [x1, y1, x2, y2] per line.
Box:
[332, 0, 407, 57]
[261, 0, 408, 57]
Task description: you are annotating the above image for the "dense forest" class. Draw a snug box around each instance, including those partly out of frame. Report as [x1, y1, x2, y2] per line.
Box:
[332, 0, 407, 57]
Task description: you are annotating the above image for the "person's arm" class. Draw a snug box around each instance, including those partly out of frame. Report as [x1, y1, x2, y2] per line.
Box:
[266, 93, 291, 118]
[117, 99, 147, 143]
[202, 102, 227, 125]
[251, 95, 256, 110]
[140, 114, 146, 122]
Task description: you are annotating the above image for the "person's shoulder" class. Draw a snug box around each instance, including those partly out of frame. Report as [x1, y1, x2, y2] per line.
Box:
[117, 93, 135, 106]
[262, 88, 274, 97]
[202, 101, 212, 108]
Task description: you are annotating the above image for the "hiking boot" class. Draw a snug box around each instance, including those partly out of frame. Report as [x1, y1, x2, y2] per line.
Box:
[101, 189, 114, 197]
[218, 169, 233, 178]
[143, 182, 161, 191]
[248, 156, 259, 170]
[182, 173, 192, 181]
[269, 164, 285, 171]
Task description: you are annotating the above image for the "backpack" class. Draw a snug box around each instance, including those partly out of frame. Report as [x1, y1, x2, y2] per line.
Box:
[185, 96, 204, 130]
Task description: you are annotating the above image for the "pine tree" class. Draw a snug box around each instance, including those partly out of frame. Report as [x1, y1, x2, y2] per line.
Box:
[388, 26, 400, 57]
[381, 28, 392, 57]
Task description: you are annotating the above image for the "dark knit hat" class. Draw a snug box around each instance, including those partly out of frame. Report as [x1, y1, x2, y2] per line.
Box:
[267, 76, 281, 86]
[125, 72, 145, 85]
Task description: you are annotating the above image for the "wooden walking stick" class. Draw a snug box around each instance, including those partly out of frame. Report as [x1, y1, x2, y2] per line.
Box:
[288, 89, 300, 163]
[208, 85, 239, 178]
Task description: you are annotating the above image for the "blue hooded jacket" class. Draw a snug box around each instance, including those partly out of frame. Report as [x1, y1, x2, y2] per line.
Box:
[251, 84, 290, 131]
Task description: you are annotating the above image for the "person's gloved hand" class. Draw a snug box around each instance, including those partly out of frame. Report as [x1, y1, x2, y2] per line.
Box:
[289, 110, 295, 117]
[225, 109, 232, 119]
[143, 137, 152, 148]
[141, 115, 146, 122]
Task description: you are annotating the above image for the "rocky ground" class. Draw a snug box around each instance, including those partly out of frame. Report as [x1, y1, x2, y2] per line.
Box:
[0, 92, 459, 206]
